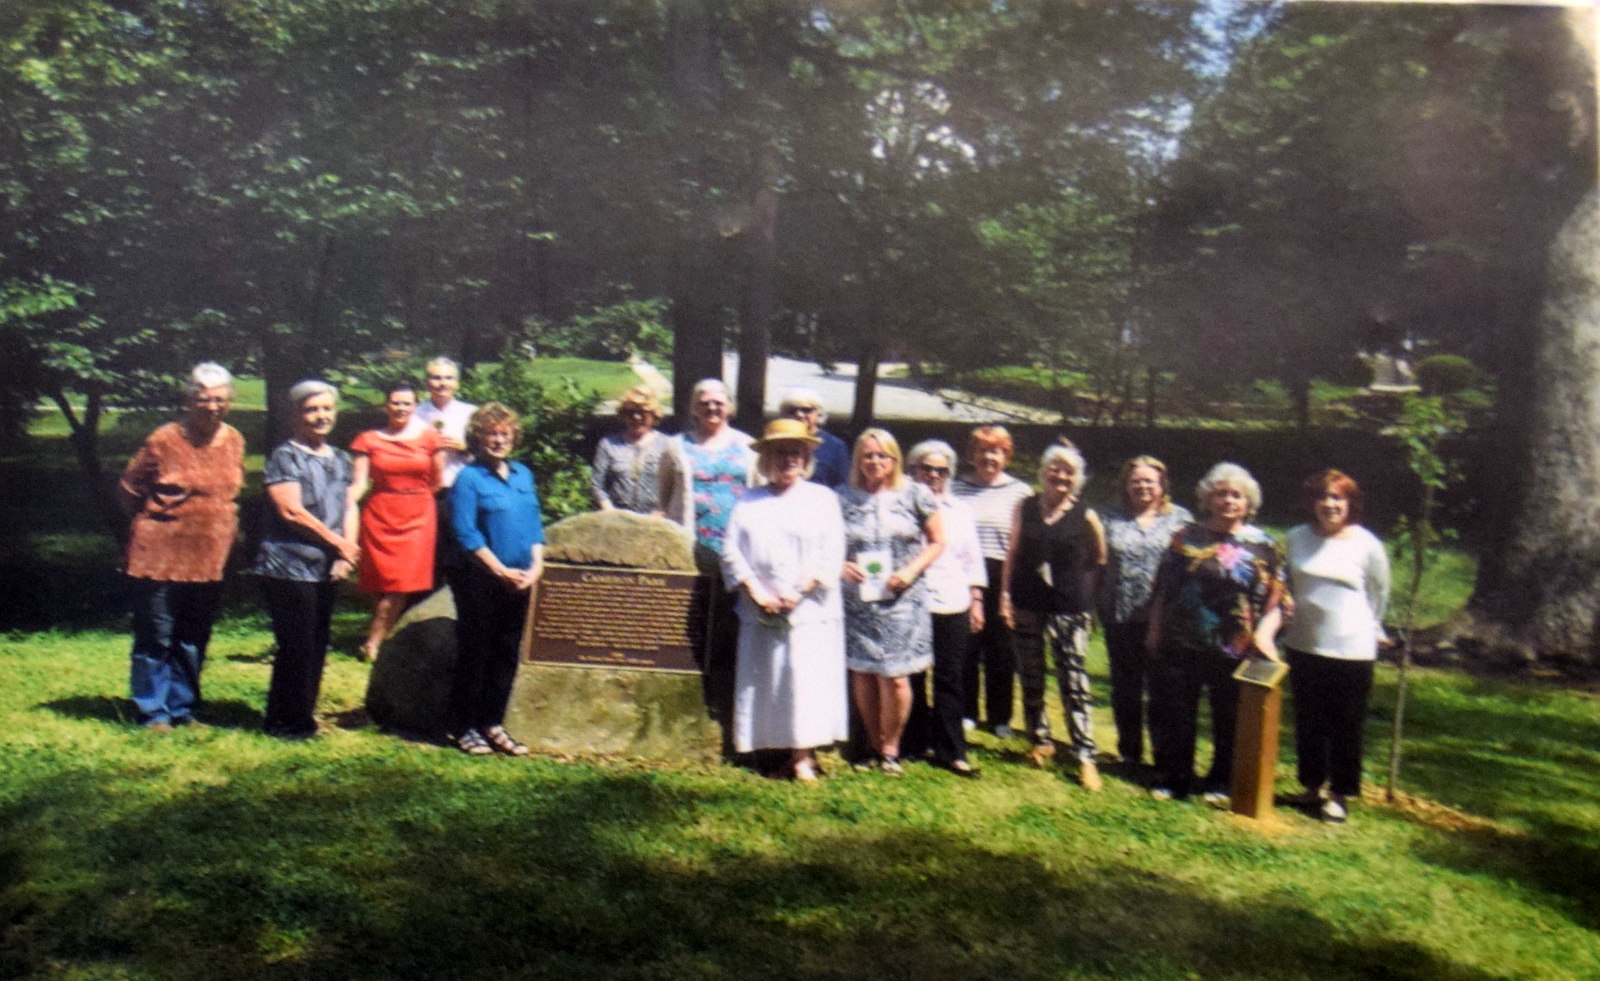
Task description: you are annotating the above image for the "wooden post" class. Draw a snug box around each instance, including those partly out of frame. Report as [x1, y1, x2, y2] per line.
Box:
[1230, 659, 1289, 819]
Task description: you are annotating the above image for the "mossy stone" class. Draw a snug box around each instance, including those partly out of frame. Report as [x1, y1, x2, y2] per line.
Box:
[543, 510, 696, 571]
[364, 586, 457, 739]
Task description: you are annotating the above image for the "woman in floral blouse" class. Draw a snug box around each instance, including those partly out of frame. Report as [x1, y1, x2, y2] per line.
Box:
[1146, 462, 1285, 803]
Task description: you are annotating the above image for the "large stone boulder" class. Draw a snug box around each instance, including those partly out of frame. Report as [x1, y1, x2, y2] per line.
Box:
[365, 586, 457, 739]
[543, 510, 696, 572]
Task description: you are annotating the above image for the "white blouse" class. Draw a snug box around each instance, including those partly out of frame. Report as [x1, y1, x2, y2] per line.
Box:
[924, 493, 988, 615]
[1282, 524, 1392, 661]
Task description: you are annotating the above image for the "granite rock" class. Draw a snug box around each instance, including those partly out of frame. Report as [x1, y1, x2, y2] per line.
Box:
[544, 510, 696, 572]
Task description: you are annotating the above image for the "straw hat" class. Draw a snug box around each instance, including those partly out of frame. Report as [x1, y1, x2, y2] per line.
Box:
[752, 418, 822, 449]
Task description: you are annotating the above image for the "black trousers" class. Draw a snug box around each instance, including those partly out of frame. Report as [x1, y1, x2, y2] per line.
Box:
[1288, 649, 1374, 798]
[1152, 646, 1240, 797]
[929, 612, 971, 763]
[963, 558, 1014, 726]
[1105, 621, 1153, 764]
[448, 563, 530, 736]
[261, 577, 337, 738]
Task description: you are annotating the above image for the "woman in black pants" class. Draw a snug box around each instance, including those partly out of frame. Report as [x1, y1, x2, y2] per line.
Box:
[447, 402, 545, 757]
[254, 380, 360, 739]
[1097, 456, 1192, 766]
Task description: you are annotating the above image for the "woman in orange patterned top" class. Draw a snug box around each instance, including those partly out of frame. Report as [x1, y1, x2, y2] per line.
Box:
[348, 379, 446, 661]
[117, 362, 245, 731]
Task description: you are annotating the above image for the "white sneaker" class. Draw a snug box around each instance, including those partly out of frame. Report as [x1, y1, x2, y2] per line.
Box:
[992, 724, 1016, 740]
[1321, 796, 1348, 824]
[962, 718, 977, 732]
[1202, 790, 1230, 807]
[1150, 786, 1175, 802]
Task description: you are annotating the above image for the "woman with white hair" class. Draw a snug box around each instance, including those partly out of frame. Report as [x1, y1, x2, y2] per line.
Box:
[658, 378, 758, 727]
[907, 439, 986, 776]
[1146, 462, 1286, 803]
[659, 379, 756, 559]
[720, 419, 848, 782]
[117, 362, 245, 731]
[1000, 440, 1107, 790]
[252, 380, 360, 740]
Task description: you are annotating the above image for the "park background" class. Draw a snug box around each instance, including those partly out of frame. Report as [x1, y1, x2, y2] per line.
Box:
[3, 1, 1600, 979]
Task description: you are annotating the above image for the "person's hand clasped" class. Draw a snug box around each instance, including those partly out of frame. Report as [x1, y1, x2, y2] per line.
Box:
[335, 536, 361, 566]
[498, 566, 534, 592]
[330, 558, 355, 581]
[842, 562, 867, 584]
[885, 569, 913, 594]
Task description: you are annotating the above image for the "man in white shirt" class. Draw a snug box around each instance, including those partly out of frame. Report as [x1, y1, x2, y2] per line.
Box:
[413, 357, 476, 488]
[414, 356, 477, 587]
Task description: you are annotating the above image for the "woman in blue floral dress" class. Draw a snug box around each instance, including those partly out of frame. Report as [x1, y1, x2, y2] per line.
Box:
[1146, 462, 1285, 803]
[839, 428, 945, 775]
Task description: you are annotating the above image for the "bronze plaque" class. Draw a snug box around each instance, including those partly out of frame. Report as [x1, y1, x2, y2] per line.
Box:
[1233, 657, 1289, 689]
[523, 564, 711, 673]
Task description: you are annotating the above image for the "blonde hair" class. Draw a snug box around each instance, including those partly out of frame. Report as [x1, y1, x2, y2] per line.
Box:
[466, 402, 522, 456]
[850, 428, 906, 490]
[1117, 455, 1174, 514]
[617, 385, 661, 419]
[757, 441, 816, 481]
[1039, 441, 1087, 497]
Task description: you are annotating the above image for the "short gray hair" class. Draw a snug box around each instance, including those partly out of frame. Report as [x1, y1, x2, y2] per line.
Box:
[691, 378, 734, 412]
[285, 379, 339, 411]
[1196, 462, 1262, 518]
[187, 362, 234, 397]
[906, 439, 957, 471]
[779, 387, 827, 424]
[426, 356, 460, 376]
[1040, 441, 1087, 496]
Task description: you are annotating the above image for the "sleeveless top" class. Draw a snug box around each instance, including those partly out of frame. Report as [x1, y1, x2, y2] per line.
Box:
[1010, 496, 1099, 615]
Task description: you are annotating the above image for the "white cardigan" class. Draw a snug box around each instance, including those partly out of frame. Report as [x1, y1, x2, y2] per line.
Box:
[1282, 524, 1391, 661]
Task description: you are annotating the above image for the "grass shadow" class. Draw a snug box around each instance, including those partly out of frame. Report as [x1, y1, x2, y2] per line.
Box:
[1, 761, 1512, 981]
[1411, 812, 1600, 932]
[38, 695, 264, 730]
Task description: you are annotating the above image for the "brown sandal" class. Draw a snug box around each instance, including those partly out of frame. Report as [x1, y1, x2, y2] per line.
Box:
[482, 725, 530, 757]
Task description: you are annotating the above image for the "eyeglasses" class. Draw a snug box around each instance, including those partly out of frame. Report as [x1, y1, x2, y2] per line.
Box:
[915, 464, 951, 476]
[620, 408, 649, 419]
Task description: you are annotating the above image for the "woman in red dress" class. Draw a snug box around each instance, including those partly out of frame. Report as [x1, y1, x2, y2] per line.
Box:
[349, 380, 446, 661]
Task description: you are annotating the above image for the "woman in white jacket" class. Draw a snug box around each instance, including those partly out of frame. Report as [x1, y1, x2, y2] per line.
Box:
[720, 419, 847, 782]
[1283, 469, 1391, 824]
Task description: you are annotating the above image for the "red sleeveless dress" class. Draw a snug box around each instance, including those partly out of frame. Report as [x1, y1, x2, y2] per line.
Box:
[351, 428, 443, 593]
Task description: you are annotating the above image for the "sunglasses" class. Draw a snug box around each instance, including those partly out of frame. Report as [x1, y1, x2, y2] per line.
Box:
[915, 465, 951, 476]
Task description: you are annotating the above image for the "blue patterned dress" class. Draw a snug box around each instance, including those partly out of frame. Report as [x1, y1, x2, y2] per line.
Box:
[686, 438, 753, 554]
[839, 481, 938, 676]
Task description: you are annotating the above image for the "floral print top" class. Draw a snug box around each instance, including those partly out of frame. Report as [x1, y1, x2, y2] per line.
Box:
[685, 438, 754, 554]
[1099, 504, 1194, 625]
[1152, 523, 1286, 659]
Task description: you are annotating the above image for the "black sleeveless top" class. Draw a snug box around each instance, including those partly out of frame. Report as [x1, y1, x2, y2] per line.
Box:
[1010, 495, 1097, 614]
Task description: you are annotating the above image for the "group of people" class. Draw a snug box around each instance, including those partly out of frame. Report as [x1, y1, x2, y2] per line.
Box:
[119, 362, 1390, 824]
[120, 359, 540, 756]
[590, 379, 1390, 823]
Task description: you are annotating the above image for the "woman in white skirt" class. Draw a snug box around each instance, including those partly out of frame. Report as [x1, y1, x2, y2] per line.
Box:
[720, 419, 848, 782]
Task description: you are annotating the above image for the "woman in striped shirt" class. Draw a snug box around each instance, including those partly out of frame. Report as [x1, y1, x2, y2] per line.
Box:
[951, 426, 1034, 738]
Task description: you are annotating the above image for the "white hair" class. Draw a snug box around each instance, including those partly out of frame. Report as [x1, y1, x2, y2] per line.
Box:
[690, 378, 734, 412]
[1196, 462, 1262, 518]
[906, 439, 957, 471]
[779, 387, 827, 424]
[1040, 442, 1087, 496]
[187, 362, 234, 397]
[426, 356, 459, 376]
[285, 379, 339, 411]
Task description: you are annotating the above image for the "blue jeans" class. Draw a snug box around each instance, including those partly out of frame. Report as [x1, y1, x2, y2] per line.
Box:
[129, 578, 222, 726]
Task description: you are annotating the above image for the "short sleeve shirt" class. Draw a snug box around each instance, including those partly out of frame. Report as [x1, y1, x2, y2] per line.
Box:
[252, 441, 354, 582]
[120, 422, 245, 582]
[1100, 504, 1195, 624]
[1152, 523, 1286, 659]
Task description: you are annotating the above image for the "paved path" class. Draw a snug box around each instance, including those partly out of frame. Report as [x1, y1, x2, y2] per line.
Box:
[628, 354, 1054, 423]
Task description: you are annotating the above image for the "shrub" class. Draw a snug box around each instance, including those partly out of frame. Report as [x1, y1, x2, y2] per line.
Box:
[525, 297, 672, 363]
[461, 351, 599, 522]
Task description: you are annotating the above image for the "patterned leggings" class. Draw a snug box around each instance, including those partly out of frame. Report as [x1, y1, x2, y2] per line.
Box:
[1011, 610, 1097, 762]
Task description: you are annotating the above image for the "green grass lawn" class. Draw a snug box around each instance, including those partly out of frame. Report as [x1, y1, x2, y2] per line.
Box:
[1, 621, 1597, 980]
[517, 357, 642, 402]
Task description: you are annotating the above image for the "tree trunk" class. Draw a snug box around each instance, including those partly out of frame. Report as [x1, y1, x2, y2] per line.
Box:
[734, 145, 780, 435]
[851, 335, 881, 433]
[1468, 189, 1600, 664]
[49, 383, 125, 545]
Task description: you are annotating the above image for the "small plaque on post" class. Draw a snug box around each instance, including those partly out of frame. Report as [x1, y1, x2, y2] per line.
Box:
[523, 564, 711, 674]
[1233, 658, 1289, 689]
